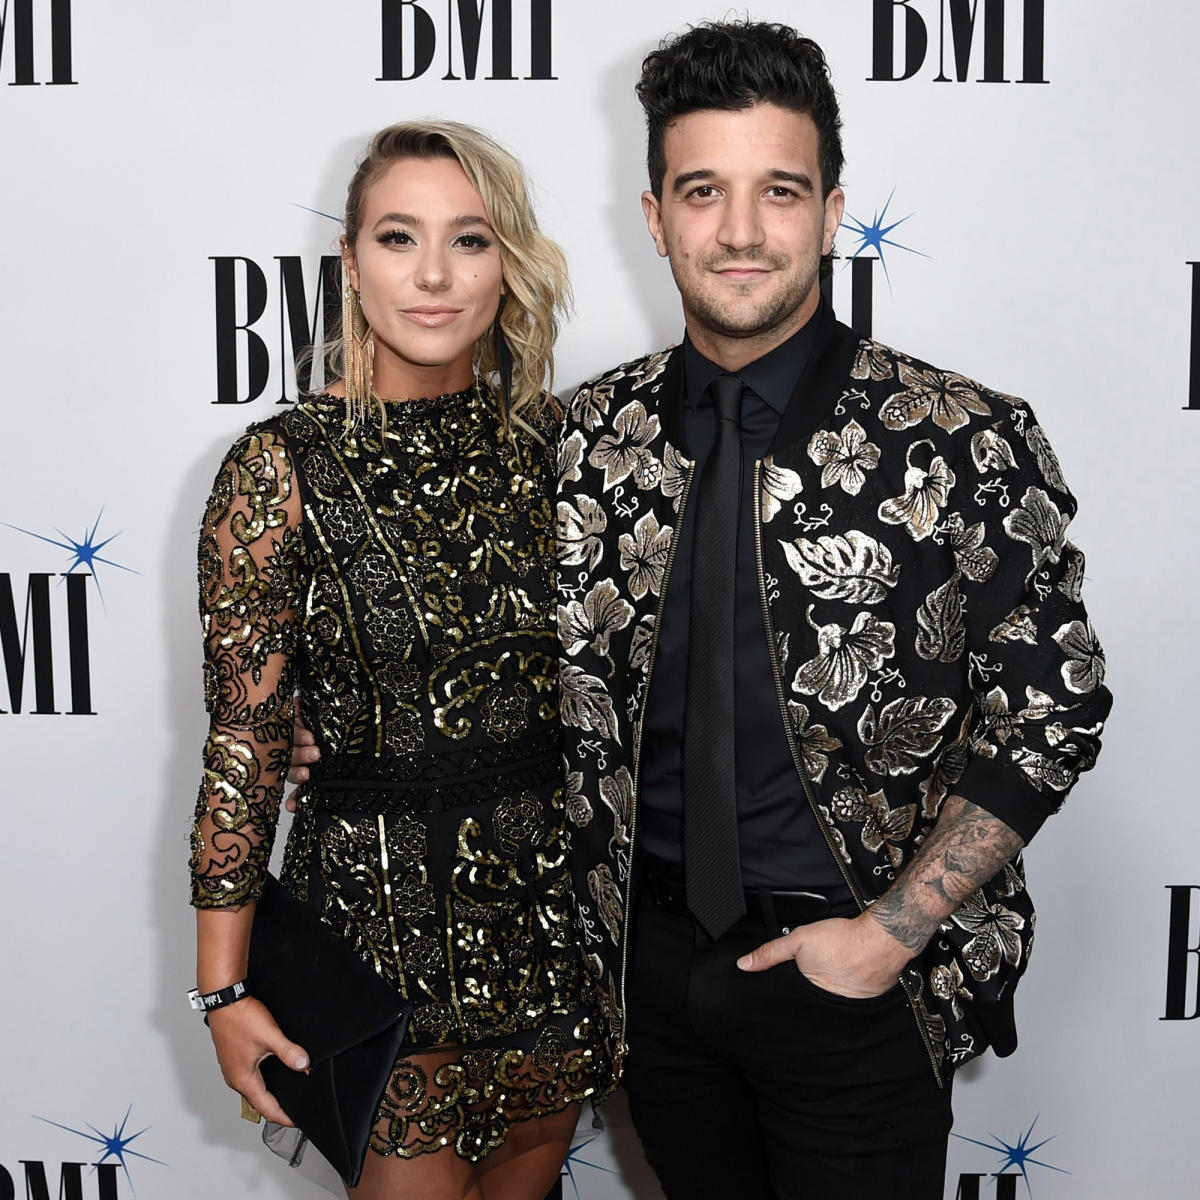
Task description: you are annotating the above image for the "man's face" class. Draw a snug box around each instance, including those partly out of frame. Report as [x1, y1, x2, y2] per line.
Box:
[642, 103, 844, 364]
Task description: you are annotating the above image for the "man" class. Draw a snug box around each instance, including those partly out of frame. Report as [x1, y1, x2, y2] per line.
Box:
[557, 18, 1110, 1200]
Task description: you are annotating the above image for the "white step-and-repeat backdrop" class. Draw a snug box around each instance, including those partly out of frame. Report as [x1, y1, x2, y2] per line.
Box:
[3, 2, 1197, 1197]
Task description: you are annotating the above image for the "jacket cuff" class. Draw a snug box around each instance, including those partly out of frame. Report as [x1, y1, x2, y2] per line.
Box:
[951, 753, 1052, 845]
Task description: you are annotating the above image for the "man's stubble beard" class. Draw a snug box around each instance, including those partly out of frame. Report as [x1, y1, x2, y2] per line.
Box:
[674, 253, 821, 343]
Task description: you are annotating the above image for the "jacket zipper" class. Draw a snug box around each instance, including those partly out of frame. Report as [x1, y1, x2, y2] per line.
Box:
[613, 464, 696, 1079]
[751, 460, 944, 1088]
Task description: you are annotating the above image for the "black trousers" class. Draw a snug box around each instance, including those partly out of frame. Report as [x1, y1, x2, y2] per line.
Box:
[623, 885, 953, 1200]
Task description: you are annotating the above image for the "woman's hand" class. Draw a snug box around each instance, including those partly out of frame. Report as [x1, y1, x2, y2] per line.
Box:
[206, 997, 310, 1126]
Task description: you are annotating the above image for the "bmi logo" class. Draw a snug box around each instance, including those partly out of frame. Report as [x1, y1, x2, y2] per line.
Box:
[379, 0, 555, 82]
[822, 191, 926, 337]
[869, 0, 1048, 84]
[0, 1106, 165, 1198]
[0, 512, 134, 716]
[0, 0, 75, 86]
[211, 249, 341, 405]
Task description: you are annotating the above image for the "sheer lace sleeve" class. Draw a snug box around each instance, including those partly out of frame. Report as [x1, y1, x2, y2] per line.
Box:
[190, 428, 304, 908]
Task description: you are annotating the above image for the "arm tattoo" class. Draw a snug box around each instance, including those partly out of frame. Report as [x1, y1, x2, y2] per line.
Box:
[867, 795, 1025, 954]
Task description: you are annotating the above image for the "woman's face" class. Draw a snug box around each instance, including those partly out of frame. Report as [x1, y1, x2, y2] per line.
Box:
[344, 155, 504, 397]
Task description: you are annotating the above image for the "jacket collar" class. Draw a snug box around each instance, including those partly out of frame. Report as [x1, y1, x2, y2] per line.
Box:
[657, 304, 862, 459]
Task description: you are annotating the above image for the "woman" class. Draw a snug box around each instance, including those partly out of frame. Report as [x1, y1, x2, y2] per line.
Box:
[190, 121, 611, 1200]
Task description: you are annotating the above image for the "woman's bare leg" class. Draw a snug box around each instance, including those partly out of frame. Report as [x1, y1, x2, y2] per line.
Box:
[349, 1047, 483, 1200]
[347, 1046, 585, 1200]
[476, 1103, 582, 1200]
[347, 1143, 483, 1200]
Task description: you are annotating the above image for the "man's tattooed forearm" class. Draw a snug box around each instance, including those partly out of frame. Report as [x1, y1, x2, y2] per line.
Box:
[867, 795, 1025, 954]
[867, 889, 935, 953]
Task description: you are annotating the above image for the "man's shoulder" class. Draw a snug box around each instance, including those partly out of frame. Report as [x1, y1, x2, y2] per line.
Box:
[574, 345, 679, 396]
[851, 337, 1025, 409]
[842, 335, 1078, 500]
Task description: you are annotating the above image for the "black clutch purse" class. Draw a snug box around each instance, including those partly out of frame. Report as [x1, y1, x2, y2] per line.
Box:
[247, 874, 413, 1187]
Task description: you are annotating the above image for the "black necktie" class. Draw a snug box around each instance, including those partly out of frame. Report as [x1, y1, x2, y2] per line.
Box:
[683, 374, 746, 939]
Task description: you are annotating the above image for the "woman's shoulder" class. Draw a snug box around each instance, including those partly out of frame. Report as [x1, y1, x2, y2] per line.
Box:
[205, 416, 304, 529]
[221, 394, 345, 463]
[214, 416, 292, 477]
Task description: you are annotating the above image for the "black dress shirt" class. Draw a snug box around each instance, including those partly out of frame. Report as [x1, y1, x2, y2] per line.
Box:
[639, 310, 845, 889]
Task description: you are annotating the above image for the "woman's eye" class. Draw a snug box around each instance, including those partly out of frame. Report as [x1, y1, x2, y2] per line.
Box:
[455, 233, 492, 249]
[379, 230, 414, 245]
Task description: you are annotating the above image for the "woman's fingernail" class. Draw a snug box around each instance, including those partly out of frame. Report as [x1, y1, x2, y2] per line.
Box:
[736, 955, 751, 970]
[294, 1054, 309, 1070]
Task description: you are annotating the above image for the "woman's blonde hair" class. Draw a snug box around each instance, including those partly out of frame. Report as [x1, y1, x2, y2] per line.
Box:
[331, 120, 569, 436]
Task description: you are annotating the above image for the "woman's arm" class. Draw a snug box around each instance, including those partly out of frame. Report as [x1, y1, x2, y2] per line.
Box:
[190, 429, 309, 1122]
[196, 906, 308, 1125]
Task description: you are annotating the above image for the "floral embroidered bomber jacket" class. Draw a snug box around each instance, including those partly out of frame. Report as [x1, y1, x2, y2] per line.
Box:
[556, 306, 1111, 1085]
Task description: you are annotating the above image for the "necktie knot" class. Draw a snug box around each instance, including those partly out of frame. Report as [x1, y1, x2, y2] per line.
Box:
[710, 375, 743, 425]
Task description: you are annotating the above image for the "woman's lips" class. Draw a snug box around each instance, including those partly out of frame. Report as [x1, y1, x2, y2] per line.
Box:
[400, 306, 463, 327]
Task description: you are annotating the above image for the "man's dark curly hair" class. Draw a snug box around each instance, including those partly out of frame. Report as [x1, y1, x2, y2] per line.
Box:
[637, 20, 844, 200]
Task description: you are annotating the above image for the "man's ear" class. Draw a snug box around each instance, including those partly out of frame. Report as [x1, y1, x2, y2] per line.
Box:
[822, 187, 845, 258]
[642, 191, 669, 258]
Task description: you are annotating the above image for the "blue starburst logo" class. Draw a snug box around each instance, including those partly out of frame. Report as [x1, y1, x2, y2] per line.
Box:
[3, 509, 136, 602]
[560, 1132, 618, 1199]
[840, 188, 929, 290]
[36, 1105, 166, 1193]
[953, 1114, 1069, 1196]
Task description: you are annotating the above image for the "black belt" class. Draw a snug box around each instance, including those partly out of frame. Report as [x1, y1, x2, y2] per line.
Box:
[303, 731, 561, 816]
[640, 855, 857, 930]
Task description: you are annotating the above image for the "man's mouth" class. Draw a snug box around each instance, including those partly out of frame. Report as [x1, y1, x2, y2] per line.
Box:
[714, 265, 771, 279]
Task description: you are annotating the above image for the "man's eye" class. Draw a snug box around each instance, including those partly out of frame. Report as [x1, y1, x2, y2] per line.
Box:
[689, 186, 717, 199]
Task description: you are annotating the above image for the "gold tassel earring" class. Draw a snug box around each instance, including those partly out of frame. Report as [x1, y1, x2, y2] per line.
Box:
[341, 267, 374, 430]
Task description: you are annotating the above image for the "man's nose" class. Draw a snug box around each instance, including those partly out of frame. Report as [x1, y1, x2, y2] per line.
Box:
[716, 194, 766, 253]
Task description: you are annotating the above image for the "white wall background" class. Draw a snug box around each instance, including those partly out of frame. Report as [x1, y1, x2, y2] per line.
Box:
[2, 2, 1196, 1197]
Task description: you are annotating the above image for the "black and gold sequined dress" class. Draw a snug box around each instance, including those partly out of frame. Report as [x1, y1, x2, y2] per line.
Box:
[190, 385, 610, 1161]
